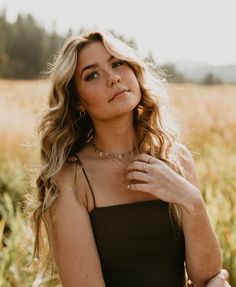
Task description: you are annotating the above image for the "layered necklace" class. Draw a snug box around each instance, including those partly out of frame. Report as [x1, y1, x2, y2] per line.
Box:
[92, 141, 138, 161]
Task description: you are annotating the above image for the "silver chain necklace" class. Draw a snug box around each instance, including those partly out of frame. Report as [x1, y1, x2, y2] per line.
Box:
[92, 142, 138, 161]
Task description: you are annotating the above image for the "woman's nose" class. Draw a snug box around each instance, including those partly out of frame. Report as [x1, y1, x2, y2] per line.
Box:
[107, 72, 121, 87]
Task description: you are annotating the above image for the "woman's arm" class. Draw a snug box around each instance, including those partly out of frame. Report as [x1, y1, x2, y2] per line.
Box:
[127, 145, 222, 287]
[46, 163, 106, 287]
[178, 144, 222, 287]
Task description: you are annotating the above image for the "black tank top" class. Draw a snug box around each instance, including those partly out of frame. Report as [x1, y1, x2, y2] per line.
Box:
[75, 156, 186, 287]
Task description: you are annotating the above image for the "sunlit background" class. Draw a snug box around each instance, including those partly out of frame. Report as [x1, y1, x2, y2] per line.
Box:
[1, 0, 236, 65]
[0, 0, 235, 286]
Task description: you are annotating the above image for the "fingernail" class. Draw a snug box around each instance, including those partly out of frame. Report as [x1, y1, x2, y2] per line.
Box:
[220, 269, 229, 280]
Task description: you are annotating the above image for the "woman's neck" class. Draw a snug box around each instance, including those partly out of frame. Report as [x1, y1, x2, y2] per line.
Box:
[92, 115, 137, 154]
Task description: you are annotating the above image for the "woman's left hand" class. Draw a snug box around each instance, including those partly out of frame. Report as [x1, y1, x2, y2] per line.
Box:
[126, 153, 200, 206]
[205, 269, 231, 287]
[187, 269, 231, 287]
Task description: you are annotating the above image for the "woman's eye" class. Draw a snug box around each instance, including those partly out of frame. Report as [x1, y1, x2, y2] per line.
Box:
[112, 60, 125, 68]
[84, 71, 98, 81]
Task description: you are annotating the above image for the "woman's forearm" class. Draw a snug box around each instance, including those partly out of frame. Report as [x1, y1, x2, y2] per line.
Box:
[181, 191, 222, 287]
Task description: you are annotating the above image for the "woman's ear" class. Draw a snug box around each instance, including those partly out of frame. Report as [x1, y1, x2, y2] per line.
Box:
[75, 101, 86, 112]
[76, 103, 87, 119]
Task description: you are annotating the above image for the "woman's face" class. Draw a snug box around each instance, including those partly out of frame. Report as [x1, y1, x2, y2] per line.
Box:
[74, 41, 141, 122]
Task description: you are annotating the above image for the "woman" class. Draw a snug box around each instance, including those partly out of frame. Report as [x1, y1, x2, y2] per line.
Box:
[33, 30, 230, 286]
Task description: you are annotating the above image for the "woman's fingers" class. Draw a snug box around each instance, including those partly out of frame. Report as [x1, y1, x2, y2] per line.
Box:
[127, 171, 150, 182]
[131, 153, 154, 164]
[127, 154, 154, 172]
[126, 155, 171, 199]
[220, 269, 229, 280]
[127, 161, 153, 174]
[127, 182, 150, 192]
[205, 269, 230, 287]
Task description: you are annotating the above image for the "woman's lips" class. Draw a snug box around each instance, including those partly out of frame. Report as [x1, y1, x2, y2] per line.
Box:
[109, 89, 129, 101]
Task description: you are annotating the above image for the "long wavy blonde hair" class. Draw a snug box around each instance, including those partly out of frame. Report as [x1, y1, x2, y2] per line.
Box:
[33, 30, 185, 264]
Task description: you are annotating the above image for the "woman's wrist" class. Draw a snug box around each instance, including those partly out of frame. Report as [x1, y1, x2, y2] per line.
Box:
[178, 182, 205, 216]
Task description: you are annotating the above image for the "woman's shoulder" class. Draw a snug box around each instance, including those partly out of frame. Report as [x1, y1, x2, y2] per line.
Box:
[172, 142, 192, 157]
[51, 154, 88, 207]
[53, 143, 91, 185]
[171, 142, 200, 188]
[52, 156, 79, 185]
[170, 142, 196, 166]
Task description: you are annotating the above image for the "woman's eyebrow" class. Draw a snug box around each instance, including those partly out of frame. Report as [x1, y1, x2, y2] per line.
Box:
[80, 55, 115, 77]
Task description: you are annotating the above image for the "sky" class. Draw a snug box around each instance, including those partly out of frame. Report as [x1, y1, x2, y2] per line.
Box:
[1, 0, 236, 66]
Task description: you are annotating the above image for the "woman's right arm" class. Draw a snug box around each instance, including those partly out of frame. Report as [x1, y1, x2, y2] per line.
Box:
[46, 164, 106, 287]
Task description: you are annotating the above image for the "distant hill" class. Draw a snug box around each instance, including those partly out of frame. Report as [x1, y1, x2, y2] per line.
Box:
[171, 61, 236, 83]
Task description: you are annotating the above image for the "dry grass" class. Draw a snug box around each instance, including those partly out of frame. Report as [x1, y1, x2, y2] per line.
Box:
[0, 80, 48, 160]
[168, 84, 236, 144]
[0, 80, 235, 285]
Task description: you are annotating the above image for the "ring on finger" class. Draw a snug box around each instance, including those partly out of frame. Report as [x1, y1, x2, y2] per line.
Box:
[143, 162, 148, 172]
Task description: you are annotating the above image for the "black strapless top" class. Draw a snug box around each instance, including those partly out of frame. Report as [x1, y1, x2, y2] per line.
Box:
[75, 156, 186, 287]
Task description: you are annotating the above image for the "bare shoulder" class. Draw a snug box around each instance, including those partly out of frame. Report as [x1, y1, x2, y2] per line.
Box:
[46, 158, 105, 286]
[50, 158, 86, 217]
[52, 158, 78, 189]
[174, 143, 200, 188]
[174, 143, 195, 164]
[52, 157, 87, 203]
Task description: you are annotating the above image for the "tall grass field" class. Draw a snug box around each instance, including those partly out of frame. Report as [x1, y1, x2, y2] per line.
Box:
[0, 80, 235, 286]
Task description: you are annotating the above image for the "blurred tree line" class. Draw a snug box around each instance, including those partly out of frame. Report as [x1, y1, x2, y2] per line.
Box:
[0, 10, 66, 78]
[0, 10, 222, 84]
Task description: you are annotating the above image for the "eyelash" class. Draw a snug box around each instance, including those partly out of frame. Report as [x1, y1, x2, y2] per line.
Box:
[112, 60, 125, 68]
[84, 60, 125, 81]
[85, 71, 98, 81]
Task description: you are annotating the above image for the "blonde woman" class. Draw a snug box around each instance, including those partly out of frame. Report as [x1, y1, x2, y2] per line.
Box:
[33, 31, 230, 287]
